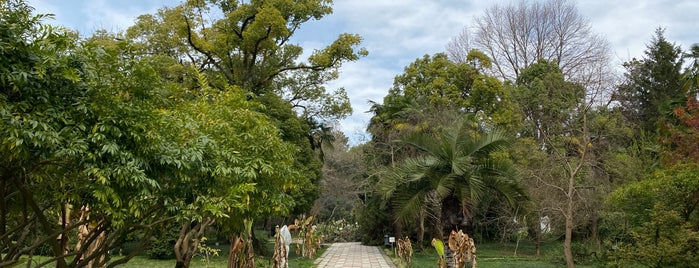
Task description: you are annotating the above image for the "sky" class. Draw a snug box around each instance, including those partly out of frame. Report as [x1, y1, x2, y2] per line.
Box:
[29, 0, 699, 145]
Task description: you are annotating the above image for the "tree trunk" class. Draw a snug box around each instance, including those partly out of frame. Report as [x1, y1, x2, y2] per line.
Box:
[564, 213, 574, 268]
[535, 212, 542, 256]
[418, 209, 425, 250]
[227, 231, 255, 268]
[394, 220, 404, 241]
[441, 195, 464, 268]
[590, 212, 600, 253]
[443, 231, 455, 268]
[564, 182, 575, 268]
[175, 218, 214, 268]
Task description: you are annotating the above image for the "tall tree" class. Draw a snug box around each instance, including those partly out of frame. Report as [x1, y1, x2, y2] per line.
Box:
[125, 0, 367, 220]
[376, 114, 526, 268]
[682, 44, 699, 94]
[0, 3, 193, 266]
[512, 61, 594, 268]
[615, 28, 685, 133]
[386, 52, 520, 130]
[467, 0, 611, 87]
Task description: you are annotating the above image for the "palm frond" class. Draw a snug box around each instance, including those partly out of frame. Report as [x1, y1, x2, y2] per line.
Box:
[393, 190, 429, 222]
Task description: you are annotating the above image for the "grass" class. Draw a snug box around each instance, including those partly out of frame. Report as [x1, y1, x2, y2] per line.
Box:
[10, 236, 597, 268]
[384, 240, 597, 268]
[11, 230, 327, 268]
[115, 233, 328, 268]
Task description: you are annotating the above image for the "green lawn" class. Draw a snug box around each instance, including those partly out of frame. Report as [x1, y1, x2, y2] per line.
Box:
[11, 239, 599, 268]
[384, 240, 597, 268]
[10, 235, 326, 268]
[116, 236, 327, 268]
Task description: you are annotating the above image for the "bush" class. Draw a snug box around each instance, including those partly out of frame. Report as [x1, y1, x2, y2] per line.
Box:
[357, 196, 392, 245]
[610, 206, 699, 267]
[316, 219, 359, 243]
[146, 222, 180, 259]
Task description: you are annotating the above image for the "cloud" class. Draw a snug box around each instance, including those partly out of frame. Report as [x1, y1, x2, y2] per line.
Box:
[581, 0, 698, 65]
[26, 0, 699, 146]
[30, 0, 174, 35]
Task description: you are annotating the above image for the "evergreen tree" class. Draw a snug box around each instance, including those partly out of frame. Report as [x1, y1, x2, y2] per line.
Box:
[616, 28, 685, 133]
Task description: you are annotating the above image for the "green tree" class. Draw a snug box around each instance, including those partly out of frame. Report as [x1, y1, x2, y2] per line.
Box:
[682, 44, 699, 94]
[0, 2, 194, 266]
[607, 163, 699, 267]
[512, 60, 597, 268]
[376, 113, 526, 268]
[125, 0, 366, 225]
[388, 52, 520, 130]
[616, 28, 686, 133]
[364, 52, 521, 249]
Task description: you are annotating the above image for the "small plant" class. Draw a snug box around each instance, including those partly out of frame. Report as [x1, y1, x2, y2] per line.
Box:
[272, 225, 292, 268]
[194, 236, 220, 265]
[293, 215, 321, 259]
[448, 230, 477, 268]
[396, 236, 413, 267]
[431, 238, 446, 268]
[315, 219, 359, 242]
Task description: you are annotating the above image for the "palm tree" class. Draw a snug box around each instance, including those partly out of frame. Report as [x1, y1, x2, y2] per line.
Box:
[376, 114, 526, 268]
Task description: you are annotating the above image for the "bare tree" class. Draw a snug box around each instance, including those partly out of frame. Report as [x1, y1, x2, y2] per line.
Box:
[446, 27, 472, 63]
[470, 0, 611, 85]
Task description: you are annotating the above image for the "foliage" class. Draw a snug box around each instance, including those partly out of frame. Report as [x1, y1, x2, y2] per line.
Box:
[615, 28, 686, 133]
[608, 163, 699, 228]
[0, 1, 186, 265]
[606, 163, 699, 266]
[194, 237, 221, 264]
[661, 97, 699, 164]
[357, 195, 393, 245]
[315, 219, 359, 243]
[292, 215, 321, 259]
[147, 222, 181, 259]
[387, 52, 520, 130]
[611, 206, 699, 268]
[375, 112, 525, 268]
[312, 129, 366, 222]
[376, 113, 524, 229]
[432, 238, 446, 268]
[514, 59, 585, 141]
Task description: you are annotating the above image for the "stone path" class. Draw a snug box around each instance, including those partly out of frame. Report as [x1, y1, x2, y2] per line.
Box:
[314, 242, 396, 268]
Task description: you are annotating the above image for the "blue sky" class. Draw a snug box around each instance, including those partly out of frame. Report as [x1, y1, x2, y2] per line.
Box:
[29, 0, 699, 145]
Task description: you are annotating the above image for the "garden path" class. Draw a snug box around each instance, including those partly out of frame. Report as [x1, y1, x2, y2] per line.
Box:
[313, 242, 396, 268]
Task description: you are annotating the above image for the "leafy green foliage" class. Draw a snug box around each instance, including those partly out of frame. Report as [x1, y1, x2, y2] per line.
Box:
[375, 113, 526, 246]
[388, 52, 520, 129]
[615, 28, 686, 133]
[605, 163, 699, 266]
[514, 59, 585, 140]
[611, 206, 699, 267]
[608, 163, 699, 227]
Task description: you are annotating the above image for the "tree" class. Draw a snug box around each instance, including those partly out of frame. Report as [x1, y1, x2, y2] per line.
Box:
[615, 28, 686, 133]
[512, 61, 599, 268]
[607, 163, 699, 267]
[164, 72, 298, 268]
[376, 113, 526, 268]
[467, 0, 611, 85]
[682, 44, 699, 94]
[383, 52, 520, 132]
[125, 0, 366, 226]
[0, 3, 194, 266]
[126, 0, 365, 121]
[312, 128, 367, 222]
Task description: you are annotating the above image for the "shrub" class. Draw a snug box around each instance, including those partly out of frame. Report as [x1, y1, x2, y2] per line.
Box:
[315, 219, 359, 243]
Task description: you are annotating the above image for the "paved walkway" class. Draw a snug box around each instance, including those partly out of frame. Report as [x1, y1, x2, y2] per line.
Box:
[314, 242, 396, 268]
